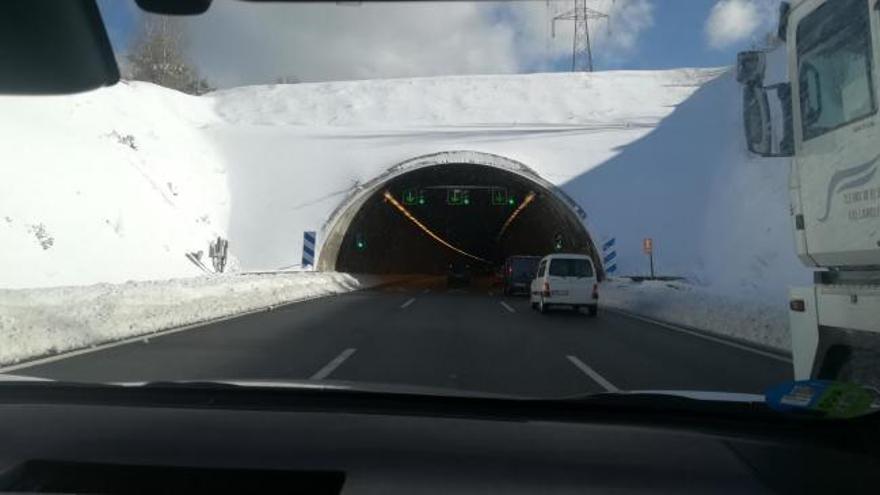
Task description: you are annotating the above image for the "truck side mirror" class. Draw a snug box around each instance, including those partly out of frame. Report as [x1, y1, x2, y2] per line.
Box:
[743, 83, 793, 157]
[743, 84, 772, 155]
[736, 51, 766, 85]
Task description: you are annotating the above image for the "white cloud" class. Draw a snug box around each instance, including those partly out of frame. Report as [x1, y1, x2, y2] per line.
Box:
[704, 0, 777, 50]
[177, 0, 654, 87]
[183, 2, 518, 87]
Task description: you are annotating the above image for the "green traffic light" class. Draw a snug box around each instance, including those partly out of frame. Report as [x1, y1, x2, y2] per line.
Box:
[463, 198, 470, 205]
[418, 198, 425, 205]
[508, 197, 515, 205]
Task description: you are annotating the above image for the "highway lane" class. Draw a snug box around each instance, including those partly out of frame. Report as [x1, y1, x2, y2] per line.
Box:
[15, 277, 791, 397]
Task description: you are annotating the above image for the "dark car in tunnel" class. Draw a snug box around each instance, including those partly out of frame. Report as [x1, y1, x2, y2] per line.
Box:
[447, 262, 472, 287]
[502, 255, 540, 295]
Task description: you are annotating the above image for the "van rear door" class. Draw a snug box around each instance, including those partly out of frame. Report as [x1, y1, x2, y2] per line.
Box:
[547, 258, 593, 302]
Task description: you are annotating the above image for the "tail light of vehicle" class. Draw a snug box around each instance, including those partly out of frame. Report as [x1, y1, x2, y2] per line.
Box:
[592, 284, 599, 300]
[542, 282, 551, 297]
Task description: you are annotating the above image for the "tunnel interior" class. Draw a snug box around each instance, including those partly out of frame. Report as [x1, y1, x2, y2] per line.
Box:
[334, 163, 599, 275]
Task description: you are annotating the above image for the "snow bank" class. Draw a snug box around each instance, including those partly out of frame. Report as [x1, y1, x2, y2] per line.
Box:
[0, 272, 385, 367]
[601, 278, 790, 352]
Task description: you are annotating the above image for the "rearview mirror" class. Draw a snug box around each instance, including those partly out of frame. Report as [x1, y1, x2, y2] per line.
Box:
[736, 51, 766, 85]
[743, 83, 793, 157]
[743, 85, 771, 155]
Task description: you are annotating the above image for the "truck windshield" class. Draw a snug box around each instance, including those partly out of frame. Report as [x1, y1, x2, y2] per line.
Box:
[796, 0, 876, 140]
[548, 259, 593, 278]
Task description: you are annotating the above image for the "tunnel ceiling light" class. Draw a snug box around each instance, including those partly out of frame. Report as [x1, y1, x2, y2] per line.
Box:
[496, 191, 537, 242]
[383, 190, 489, 263]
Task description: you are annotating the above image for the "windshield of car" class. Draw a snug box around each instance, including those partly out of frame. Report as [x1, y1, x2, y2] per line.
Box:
[2, 0, 878, 411]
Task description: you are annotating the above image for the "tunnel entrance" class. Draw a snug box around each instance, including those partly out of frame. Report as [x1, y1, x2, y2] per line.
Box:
[319, 152, 602, 277]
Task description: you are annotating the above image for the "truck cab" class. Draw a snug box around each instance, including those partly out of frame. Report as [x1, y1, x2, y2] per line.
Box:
[739, 0, 880, 387]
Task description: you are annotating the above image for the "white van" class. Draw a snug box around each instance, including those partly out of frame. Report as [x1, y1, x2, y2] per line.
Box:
[529, 254, 598, 316]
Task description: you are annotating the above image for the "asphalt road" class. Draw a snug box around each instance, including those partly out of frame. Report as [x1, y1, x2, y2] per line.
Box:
[16, 277, 791, 397]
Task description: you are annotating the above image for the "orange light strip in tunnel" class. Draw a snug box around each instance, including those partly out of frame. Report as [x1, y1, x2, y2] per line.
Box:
[382, 191, 489, 263]
[496, 191, 537, 241]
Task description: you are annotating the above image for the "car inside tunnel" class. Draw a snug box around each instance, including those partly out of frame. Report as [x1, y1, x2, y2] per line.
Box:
[332, 164, 600, 276]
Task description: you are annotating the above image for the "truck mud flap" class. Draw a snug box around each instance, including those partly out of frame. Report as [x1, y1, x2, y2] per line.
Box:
[814, 325, 880, 390]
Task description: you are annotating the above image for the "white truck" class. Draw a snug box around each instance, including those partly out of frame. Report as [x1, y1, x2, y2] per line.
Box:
[737, 0, 880, 387]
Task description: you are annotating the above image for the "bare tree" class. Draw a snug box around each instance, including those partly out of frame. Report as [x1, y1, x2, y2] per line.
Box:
[125, 16, 213, 95]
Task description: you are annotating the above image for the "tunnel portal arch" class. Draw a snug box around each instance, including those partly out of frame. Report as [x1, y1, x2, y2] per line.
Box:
[318, 151, 604, 279]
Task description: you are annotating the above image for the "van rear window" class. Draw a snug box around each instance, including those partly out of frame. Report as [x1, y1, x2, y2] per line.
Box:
[548, 259, 593, 277]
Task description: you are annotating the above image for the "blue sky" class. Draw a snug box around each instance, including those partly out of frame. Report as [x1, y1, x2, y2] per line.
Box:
[98, 0, 137, 53]
[539, 1, 743, 73]
[98, 0, 772, 86]
[595, 0, 743, 70]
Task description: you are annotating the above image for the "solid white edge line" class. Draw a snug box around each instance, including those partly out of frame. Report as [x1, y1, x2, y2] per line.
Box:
[606, 308, 792, 363]
[566, 355, 619, 392]
[310, 348, 357, 380]
[400, 297, 416, 309]
[499, 301, 516, 313]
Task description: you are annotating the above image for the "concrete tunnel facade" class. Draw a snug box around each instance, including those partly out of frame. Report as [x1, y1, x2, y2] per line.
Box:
[317, 151, 604, 279]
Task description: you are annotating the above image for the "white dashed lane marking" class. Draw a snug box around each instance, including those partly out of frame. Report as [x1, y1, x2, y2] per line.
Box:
[311, 348, 357, 380]
[566, 355, 619, 392]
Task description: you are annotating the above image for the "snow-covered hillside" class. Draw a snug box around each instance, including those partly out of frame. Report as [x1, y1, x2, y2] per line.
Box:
[204, 69, 727, 272]
[1, 65, 811, 332]
[572, 71, 811, 302]
[212, 70, 720, 127]
[1, 68, 721, 288]
[0, 83, 229, 288]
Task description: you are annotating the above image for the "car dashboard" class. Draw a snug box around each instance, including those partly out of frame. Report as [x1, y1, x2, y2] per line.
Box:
[0, 382, 878, 494]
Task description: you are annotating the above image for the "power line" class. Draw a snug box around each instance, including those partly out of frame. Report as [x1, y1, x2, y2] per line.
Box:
[551, 0, 611, 72]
